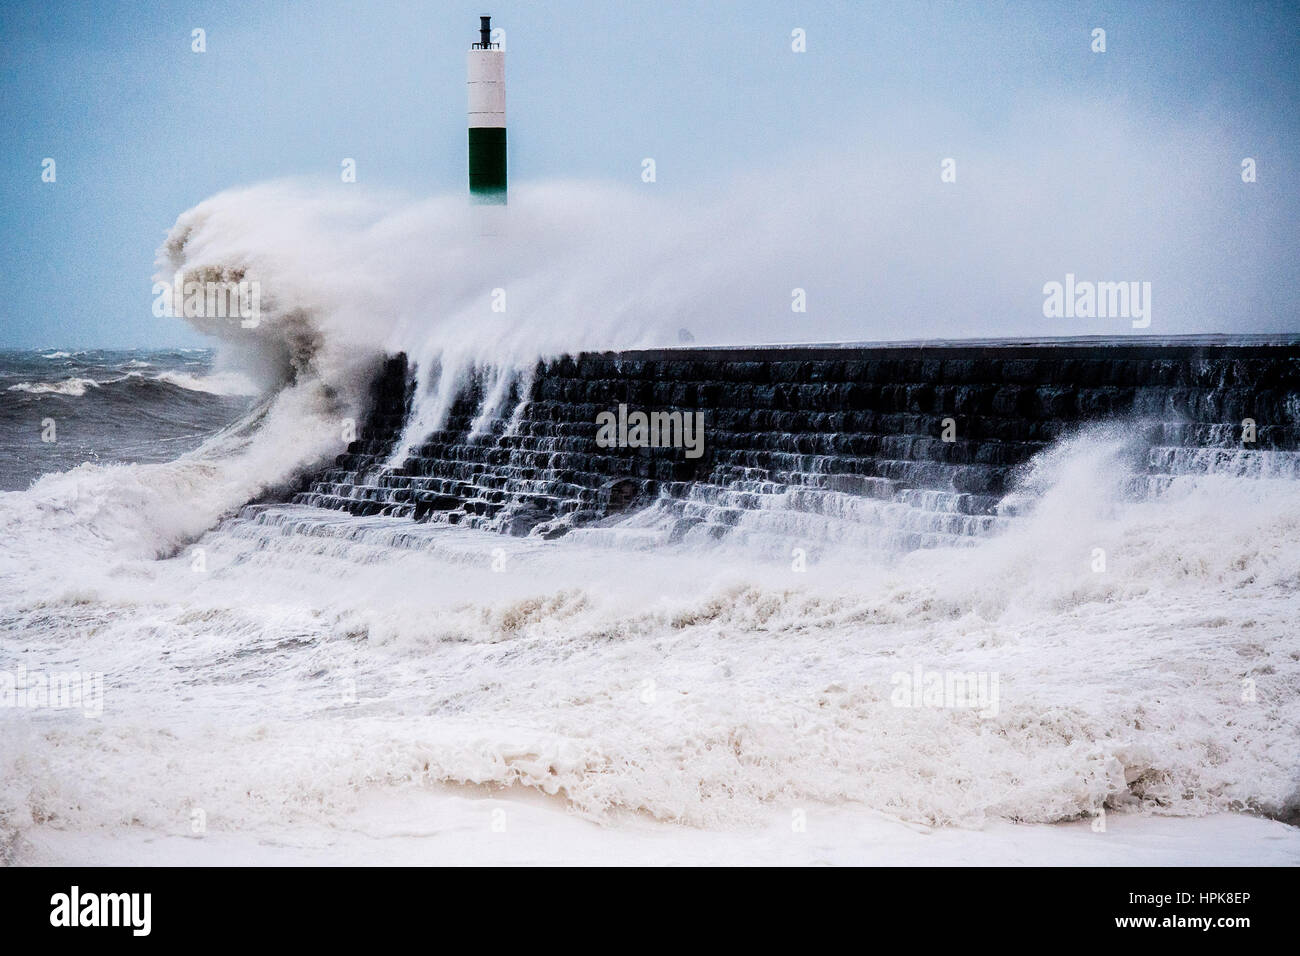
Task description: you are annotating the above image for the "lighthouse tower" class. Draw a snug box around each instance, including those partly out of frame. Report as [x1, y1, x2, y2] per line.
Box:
[467, 16, 506, 204]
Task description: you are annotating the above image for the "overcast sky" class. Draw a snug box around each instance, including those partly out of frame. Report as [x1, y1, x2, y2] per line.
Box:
[1, 0, 1297, 347]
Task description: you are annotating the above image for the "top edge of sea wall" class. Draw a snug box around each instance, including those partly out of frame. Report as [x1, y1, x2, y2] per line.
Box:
[581, 333, 1300, 364]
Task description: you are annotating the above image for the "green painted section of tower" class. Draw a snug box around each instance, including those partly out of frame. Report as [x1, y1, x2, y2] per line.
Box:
[468, 127, 507, 204]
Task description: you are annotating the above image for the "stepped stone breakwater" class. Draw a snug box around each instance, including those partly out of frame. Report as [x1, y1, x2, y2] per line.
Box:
[285, 335, 1300, 554]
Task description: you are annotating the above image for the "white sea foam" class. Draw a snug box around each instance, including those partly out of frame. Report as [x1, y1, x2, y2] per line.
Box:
[154, 370, 260, 396]
[1, 154, 1297, 859]
[8, 378, 101, 397]
[1, 420, 1297, 846]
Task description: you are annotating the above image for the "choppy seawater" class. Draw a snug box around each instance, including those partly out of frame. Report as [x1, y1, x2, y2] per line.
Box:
[0, 349, 254, 490]
[1, 341, 1298, 865]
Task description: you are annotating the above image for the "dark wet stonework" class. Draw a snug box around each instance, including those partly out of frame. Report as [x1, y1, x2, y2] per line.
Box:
[290, 336, 1300, 549]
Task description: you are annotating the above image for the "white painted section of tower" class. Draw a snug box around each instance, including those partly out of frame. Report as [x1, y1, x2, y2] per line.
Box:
[467, 50, 506, 128]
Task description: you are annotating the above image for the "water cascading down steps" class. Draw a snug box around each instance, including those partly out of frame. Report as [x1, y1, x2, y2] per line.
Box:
[277, 337, 1300, 555]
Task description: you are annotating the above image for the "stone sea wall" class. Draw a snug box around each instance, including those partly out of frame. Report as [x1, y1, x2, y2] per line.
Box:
[290, 337, 1300, 550]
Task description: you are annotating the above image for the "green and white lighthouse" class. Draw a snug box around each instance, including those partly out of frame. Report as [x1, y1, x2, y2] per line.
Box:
[467, 16, 506, 204]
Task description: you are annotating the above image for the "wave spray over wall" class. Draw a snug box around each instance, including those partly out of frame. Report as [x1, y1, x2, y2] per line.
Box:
[2, 167, 1298, 861]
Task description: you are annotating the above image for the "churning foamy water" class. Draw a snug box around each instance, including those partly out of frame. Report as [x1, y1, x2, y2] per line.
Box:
[1, 181, 1298, 865]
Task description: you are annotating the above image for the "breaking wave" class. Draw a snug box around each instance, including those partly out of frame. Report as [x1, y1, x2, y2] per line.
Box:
[8, 378, 101, 397]
[1, 163, 1298, 850]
